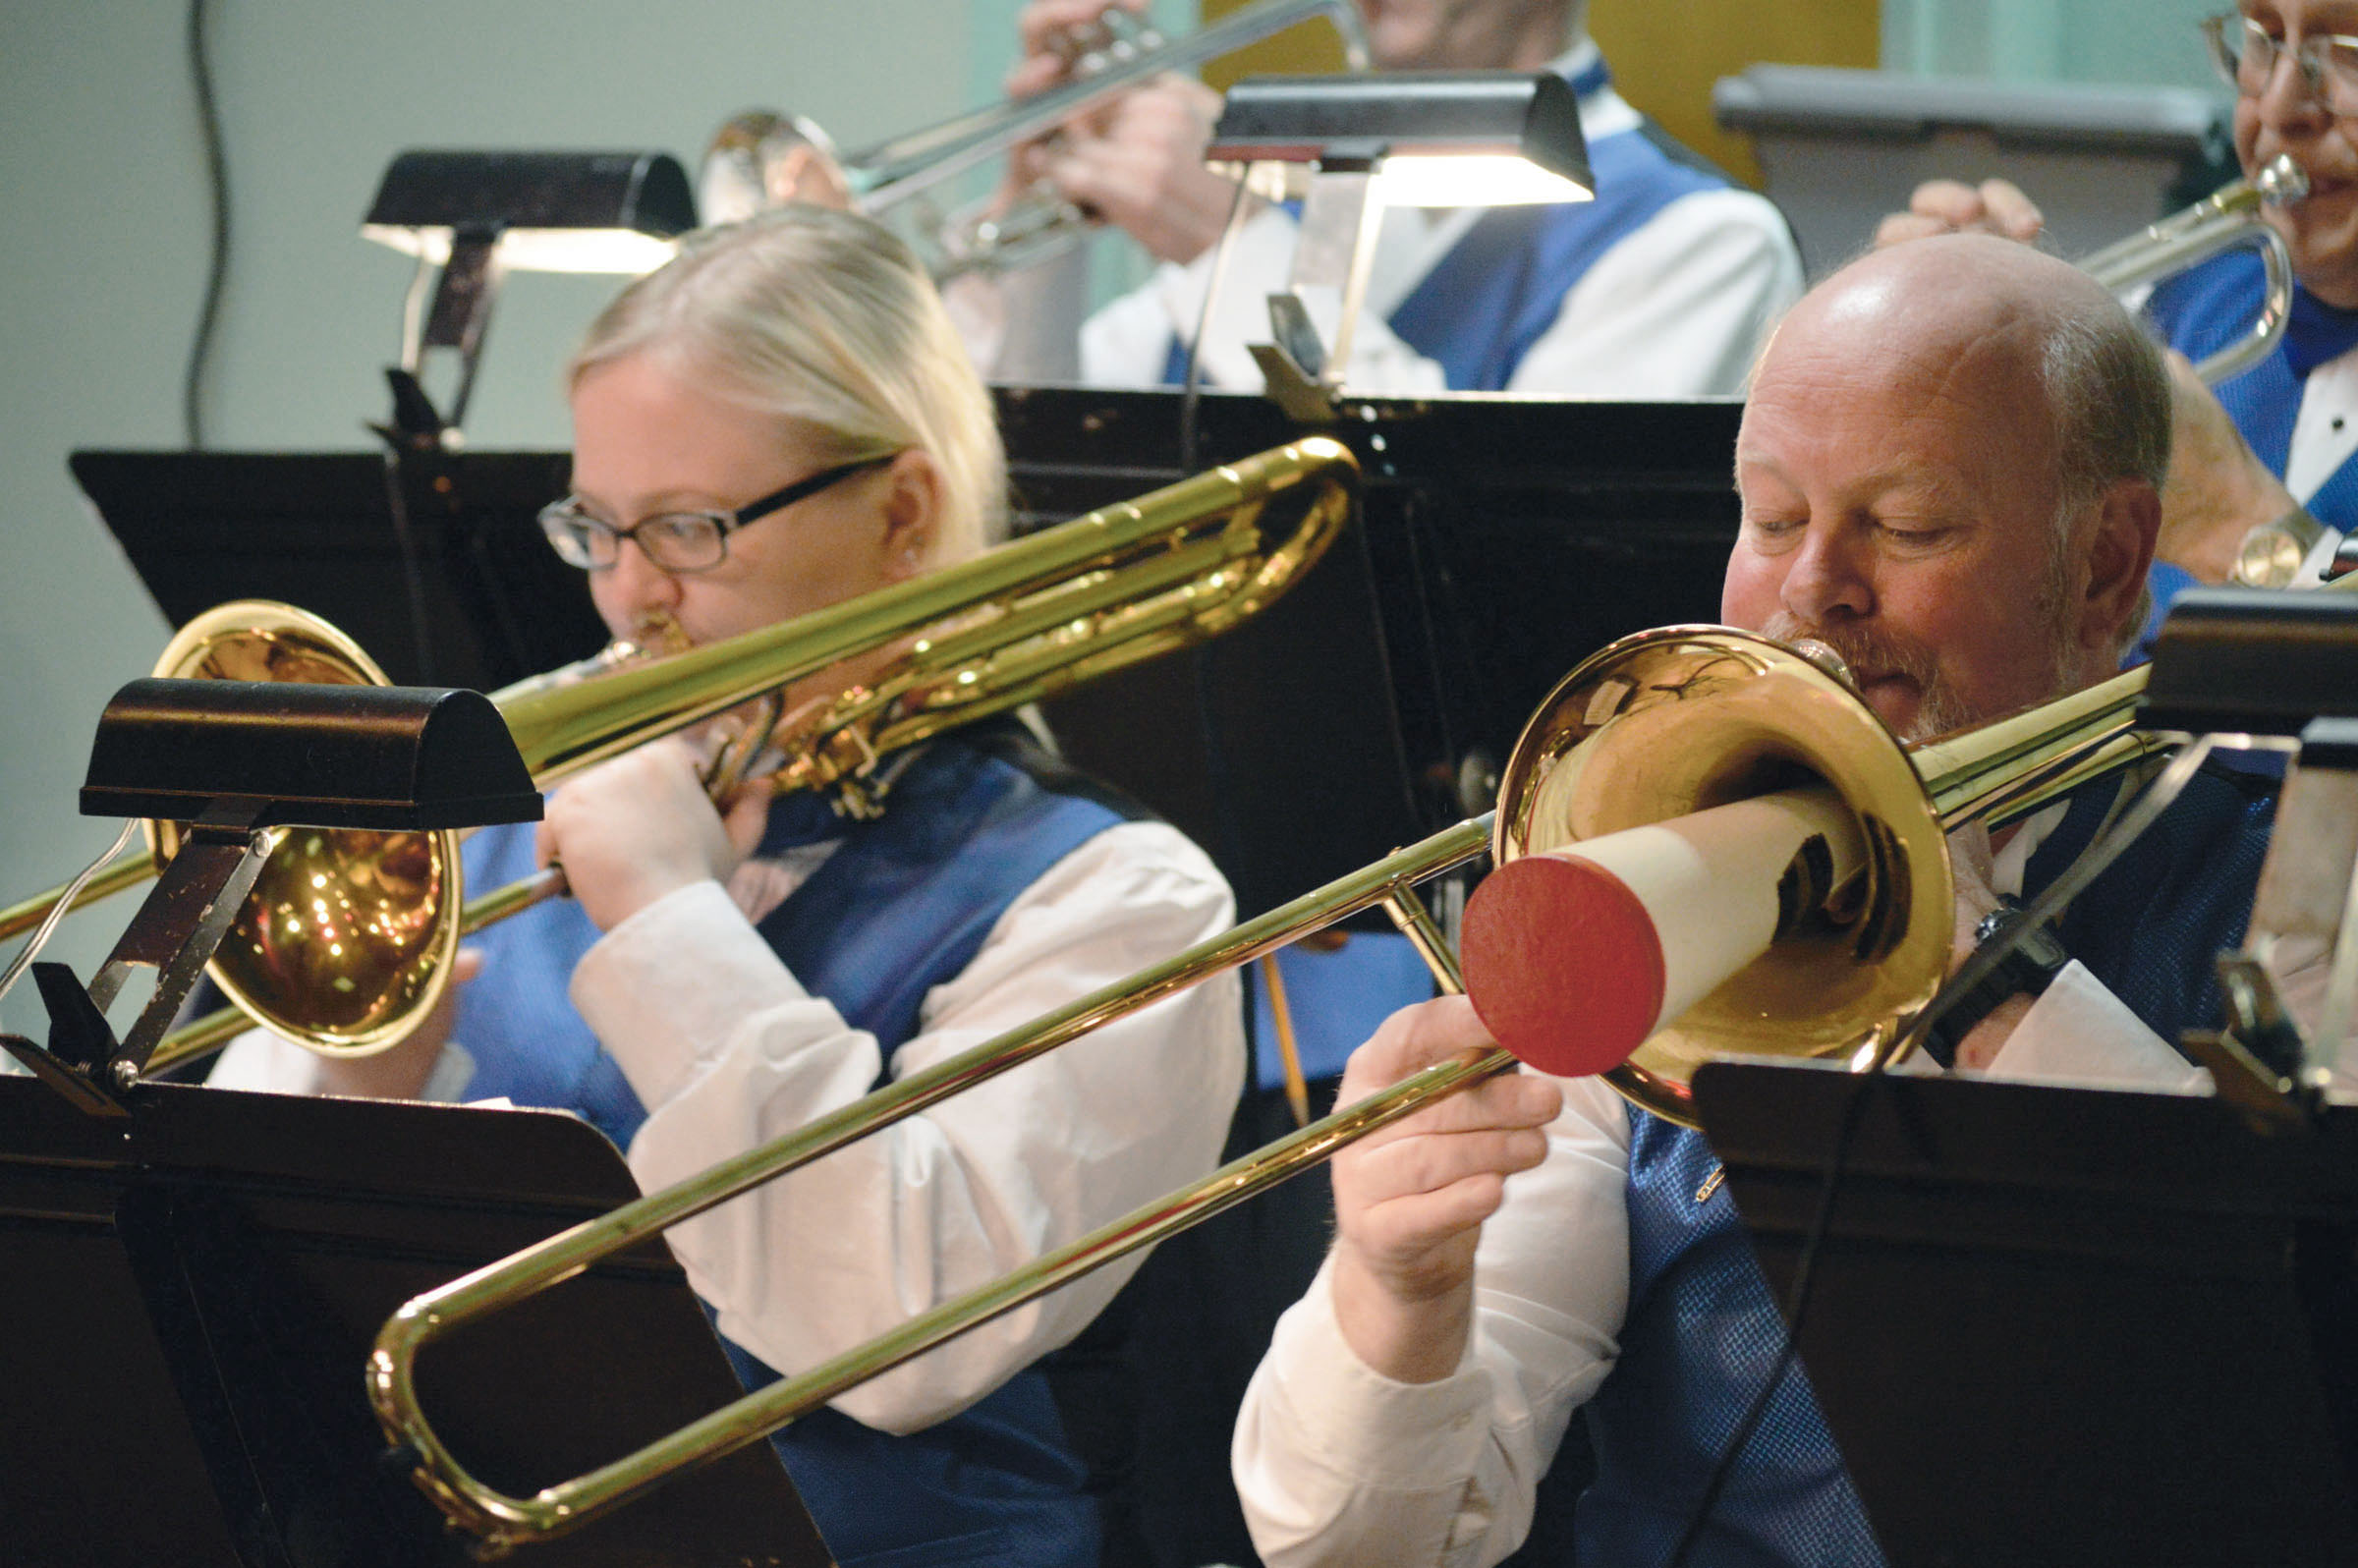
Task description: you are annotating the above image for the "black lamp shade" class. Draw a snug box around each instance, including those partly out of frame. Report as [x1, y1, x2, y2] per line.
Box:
[81, 679, 541, 830]
[1207, 71, 1591, 190]
[364, 150, 698, 239]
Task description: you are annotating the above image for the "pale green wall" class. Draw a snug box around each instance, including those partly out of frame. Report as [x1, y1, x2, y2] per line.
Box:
[0, 1, 1032, 1034]
[1884, 0, 2225, 88]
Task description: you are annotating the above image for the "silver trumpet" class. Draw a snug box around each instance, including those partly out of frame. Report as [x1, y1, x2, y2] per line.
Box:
[697, 0, 1368, 282]
[2080, 151, 2309, 384]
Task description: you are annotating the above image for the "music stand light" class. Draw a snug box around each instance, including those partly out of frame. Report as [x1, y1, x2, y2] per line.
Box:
[361, 150, 698, 443]
[1205, 72, 1593, 396]
[1, 678, 538, 1114]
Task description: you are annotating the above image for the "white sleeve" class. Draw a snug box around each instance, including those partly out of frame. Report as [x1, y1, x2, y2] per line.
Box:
[1081, 204, 1306, 390]
[569, 818, 1245, 1434]
[1501, 189, 1803, 399]
[206, 1026, 329, 1093]
[1234, 1075, 1631, 1568]
[1081, 189, 1800, 399]
[205, 1024, 477, 1101]
[1979, 960, 2213, 1093]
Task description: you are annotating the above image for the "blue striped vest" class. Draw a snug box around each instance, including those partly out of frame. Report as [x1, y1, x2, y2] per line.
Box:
[1158, 62, 1739, 393]
[1577, 765, 2278, 1566]
[452, 720, 1139, 1568]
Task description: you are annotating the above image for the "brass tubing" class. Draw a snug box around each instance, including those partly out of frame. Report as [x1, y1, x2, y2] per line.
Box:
[143, 866, 573, 1077]
[388, 1044, 1513, 1548]
[368, 812, 1492, 1544]
[1381, 884, 1466, 996]
[846, 0, 1368, 208]
[0, 854, 156, 944]
[500, 441, 1354, 790]
[1913, 666, 2160, 830]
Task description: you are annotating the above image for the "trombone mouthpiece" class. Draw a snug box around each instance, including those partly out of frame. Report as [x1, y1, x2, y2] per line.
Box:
[1784, 638, 1854, 687]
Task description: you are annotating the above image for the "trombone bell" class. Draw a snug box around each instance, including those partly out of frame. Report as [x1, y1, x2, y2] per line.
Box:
[1478, 628, 1952, 1124]
[151, 602, 465, 1057]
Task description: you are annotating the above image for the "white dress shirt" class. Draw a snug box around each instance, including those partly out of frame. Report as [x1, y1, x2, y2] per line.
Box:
[215, 817, 1246, 1435]
[1229, 807, 2236, 1568]
[2269, 344, 2353, 577]
[988, 43, 1801, 399]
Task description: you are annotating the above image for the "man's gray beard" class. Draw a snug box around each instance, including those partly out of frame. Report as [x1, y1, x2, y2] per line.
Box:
[1760, 611, 1990, 744]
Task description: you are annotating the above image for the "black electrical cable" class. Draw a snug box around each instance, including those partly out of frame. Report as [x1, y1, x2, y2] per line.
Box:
[184, 0, 231, 449]
[1657, 735, 2218, 1568]
[377, 448, 440, 687]
[1176, 176, 1250, 472]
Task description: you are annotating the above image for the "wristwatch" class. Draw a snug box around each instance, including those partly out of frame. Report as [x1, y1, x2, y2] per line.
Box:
[1922, 895, 2071, 1069]
[2232, 506, 2326, 588]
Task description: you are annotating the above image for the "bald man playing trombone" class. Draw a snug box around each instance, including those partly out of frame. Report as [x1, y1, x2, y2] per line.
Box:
[1229, 235, 2319, 1568]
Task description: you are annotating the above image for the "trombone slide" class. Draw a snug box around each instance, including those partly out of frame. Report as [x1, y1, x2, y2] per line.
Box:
[368, 813, 1488, 1547]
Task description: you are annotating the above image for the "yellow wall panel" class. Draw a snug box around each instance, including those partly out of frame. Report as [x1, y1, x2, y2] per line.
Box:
[1189, 1, 1877, 187]
[1201, 0, 1358, 89]
[1589, 0, 1879, 188]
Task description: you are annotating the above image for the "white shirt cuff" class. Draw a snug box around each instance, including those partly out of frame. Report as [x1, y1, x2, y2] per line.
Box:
[569, 878, 814, 1109]
[1265, 1261, 1497, 1487]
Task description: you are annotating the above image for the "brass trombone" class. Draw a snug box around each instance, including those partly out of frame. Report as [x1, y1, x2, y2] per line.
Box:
[8, 438, 1359, 1076]
[368, 618, 2191, 1552]
[2080, 151, 2309, 384]
[697, 0, 1369, 280]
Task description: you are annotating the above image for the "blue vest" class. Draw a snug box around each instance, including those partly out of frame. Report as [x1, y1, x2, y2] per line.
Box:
[1386, 121, 1729, 392]
[1579, 765, 2279, 1567]
[454, 722, 1138, 1568]
[2147, 252, 2358, 532]
[1159, 65, 1735, 392]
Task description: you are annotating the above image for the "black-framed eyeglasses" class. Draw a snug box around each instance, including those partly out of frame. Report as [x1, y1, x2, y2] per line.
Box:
[537, 453, 899, 573]
[2205, 11, 2358, 114]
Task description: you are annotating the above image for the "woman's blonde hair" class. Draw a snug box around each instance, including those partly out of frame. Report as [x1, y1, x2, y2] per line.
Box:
[570, 204, 1006, 563]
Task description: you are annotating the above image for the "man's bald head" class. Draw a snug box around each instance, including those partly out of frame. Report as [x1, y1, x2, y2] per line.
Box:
[1767, 235, 2172, 538]
[1724, 235, 2166, 738]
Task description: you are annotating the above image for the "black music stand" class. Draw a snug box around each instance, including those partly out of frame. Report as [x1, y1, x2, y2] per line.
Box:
[998, 385, 1745, 920]
[72, 448, 605, 693]
[0, 1075, 831, 1568]
[1695, 1061, 2358, 1568]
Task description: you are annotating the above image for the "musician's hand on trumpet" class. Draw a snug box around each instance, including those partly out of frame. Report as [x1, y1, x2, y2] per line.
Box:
[1005, 0, 1244, 265]
[536, 736, 774, 934]
[1325, 996, 1561, 1385]
[1874, 177, 2046, 248]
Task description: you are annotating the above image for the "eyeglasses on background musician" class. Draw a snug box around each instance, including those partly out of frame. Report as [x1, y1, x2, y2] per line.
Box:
[1879, 2, 2358, 625]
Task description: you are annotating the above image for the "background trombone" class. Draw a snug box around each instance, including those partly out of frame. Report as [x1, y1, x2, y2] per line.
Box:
[697, 0, 1368, 280]
[2, 439, 1358, 1078]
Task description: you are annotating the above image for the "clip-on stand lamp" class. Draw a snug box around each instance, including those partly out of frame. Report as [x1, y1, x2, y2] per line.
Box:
[360, 149, 698, 449]
[1202, 71, 1593, 414]
[0, 677, 538, 1117]
[2140, 585, 2358, 1119]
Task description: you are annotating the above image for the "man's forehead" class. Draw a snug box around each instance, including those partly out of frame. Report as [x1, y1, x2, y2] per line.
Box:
[1735, 431, 1980, 506]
